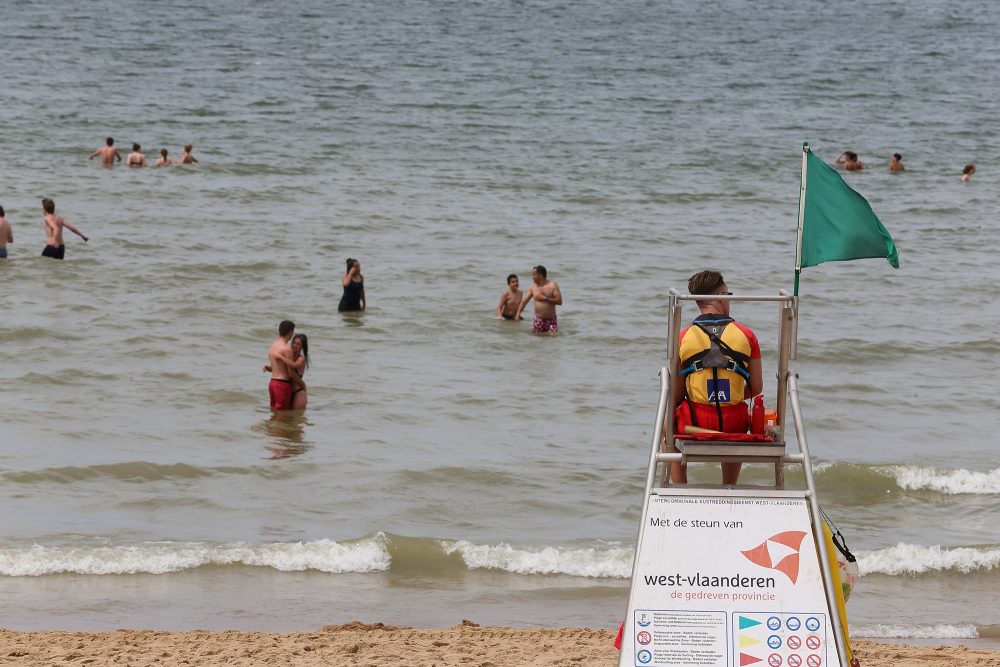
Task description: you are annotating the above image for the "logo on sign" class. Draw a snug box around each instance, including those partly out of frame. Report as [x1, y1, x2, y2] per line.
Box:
[768, 654, 783, 667]
[805, 617, 821, 632]
[767, 635, 782, 650]
[706, 379, 731, 403]
[637, 649, 653, 664]
[807, 655, 822, 667]
[767, 616, 781, 631]
[741, 531, 808, 583]
[787, 636, 802, 650]
[788, 654, 802, 667]
[786, 617, 801, 631]
[637, 631, 652, 645]
[806, 636, 821, 650]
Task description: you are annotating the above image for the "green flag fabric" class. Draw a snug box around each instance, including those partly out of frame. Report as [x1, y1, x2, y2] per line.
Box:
[799, 150, 899, 269]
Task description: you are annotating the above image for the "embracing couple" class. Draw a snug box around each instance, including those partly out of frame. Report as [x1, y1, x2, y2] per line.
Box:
[265, 320, 310, 411]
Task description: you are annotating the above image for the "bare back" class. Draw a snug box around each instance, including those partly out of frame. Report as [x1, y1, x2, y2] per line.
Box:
[93, 146, 121, 167]
[43, 213, 65, 246]
[268, 338, 292, 380]
[0, 218, 11, 248]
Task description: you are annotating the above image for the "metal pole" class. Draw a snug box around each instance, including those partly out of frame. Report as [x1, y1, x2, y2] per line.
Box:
[788, 375, 850, 667]
[663, 290, 683, 486]
[794, 143, 809, 297]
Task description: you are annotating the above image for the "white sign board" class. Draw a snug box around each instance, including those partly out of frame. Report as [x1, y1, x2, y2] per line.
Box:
[619, 496, 841, 667]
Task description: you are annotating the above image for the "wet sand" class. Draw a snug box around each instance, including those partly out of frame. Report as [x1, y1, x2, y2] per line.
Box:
[0, 622, 998, 666]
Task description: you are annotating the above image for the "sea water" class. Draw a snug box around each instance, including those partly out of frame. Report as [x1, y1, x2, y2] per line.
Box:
[2, 0, 999, 646]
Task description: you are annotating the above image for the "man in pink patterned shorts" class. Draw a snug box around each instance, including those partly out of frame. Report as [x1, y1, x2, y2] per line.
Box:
[515, 265, 562, 334]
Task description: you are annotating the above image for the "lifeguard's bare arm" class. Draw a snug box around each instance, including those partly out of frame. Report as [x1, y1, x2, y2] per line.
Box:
[89, 149, 100, 159]
[748, 358, 763, 398]
[496, 292, 507, 318]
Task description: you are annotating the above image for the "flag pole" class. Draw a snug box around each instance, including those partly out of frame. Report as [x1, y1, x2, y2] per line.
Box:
[794, 142, 809, 296]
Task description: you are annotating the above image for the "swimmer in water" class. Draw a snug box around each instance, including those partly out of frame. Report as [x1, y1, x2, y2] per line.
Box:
[496, 274, 523, 320]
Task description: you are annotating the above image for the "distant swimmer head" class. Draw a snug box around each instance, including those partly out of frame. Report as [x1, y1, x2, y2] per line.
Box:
[106, 137, 114, 146]
[41, 198, 55, 214]
[893, 153, 902, 161]
[532, 265, 547, 278]
[346, 257, 360, 272]
[845, 151, 858, 161]
[0, 204, 4, 217]
[507, 273, 519, 286]
[161, 148, 168, 157]
[278, 320, 295, 337]
[184, 144, 193, 152]
[963, 163, 976, 175]
[132, 143, 140, 152]
[292, 333, 310, 368]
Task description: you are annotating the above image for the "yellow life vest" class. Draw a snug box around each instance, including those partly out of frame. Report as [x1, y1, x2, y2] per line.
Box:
[678, 317, 752, 406]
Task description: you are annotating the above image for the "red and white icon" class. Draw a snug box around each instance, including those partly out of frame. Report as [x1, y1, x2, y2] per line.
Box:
[768, 653, 783, 667]
[806, 654, 822, 667]
[637, 631, 652, 645]
[741, 531, 808, 583]
[805, 635, 821, 650]
[788, 654, 802, 667]
[787, 636, 802, 650]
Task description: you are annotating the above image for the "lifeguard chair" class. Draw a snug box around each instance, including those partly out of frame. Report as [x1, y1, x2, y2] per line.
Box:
[617, 290, 855, 667]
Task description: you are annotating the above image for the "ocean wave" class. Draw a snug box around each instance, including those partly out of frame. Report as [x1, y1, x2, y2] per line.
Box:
[0, 536, 390, 576]
[813, 462, 1000, 496]
[857, 543, 1000, 576]
[441, 540, 632, 578]
[1, 461, 298, 484]
[0, 535, 633, 579]
[853, 623, 978, 640]
[882, 465, 1000, 495]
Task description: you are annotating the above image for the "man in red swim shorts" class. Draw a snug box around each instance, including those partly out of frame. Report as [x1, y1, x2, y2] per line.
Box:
[267, 320, 297, 411]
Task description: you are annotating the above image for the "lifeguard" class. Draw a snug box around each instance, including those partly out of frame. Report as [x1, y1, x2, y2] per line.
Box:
[673, 270, 763, 484]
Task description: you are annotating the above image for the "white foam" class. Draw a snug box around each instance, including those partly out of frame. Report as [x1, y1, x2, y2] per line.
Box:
[441, 540, 633, 578]
[854, 623, 978, 640]
[881, 465, 1000, 495]
[857, 543, 1000, 576]
[0, 536, 391, 576]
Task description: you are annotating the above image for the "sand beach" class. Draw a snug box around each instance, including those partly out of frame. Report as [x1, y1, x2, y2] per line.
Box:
[0, 624, 998, 666]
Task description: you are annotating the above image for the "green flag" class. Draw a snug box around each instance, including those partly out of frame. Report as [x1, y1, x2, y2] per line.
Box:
[796, 147, 899, 270]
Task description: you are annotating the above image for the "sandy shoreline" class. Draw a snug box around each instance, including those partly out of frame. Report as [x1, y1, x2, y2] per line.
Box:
[0, 622, 998, 666]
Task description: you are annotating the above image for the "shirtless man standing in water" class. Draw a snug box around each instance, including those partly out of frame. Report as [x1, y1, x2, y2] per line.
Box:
[41, 198, 88, 260]
[89, 137, 122, 166]
[515, 265, 563, 334]
[267, 320, 298, 411]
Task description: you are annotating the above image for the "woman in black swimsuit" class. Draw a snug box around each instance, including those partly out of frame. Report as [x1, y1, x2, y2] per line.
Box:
[338, 257, 366, 312]
[289, 334, 310, 411]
